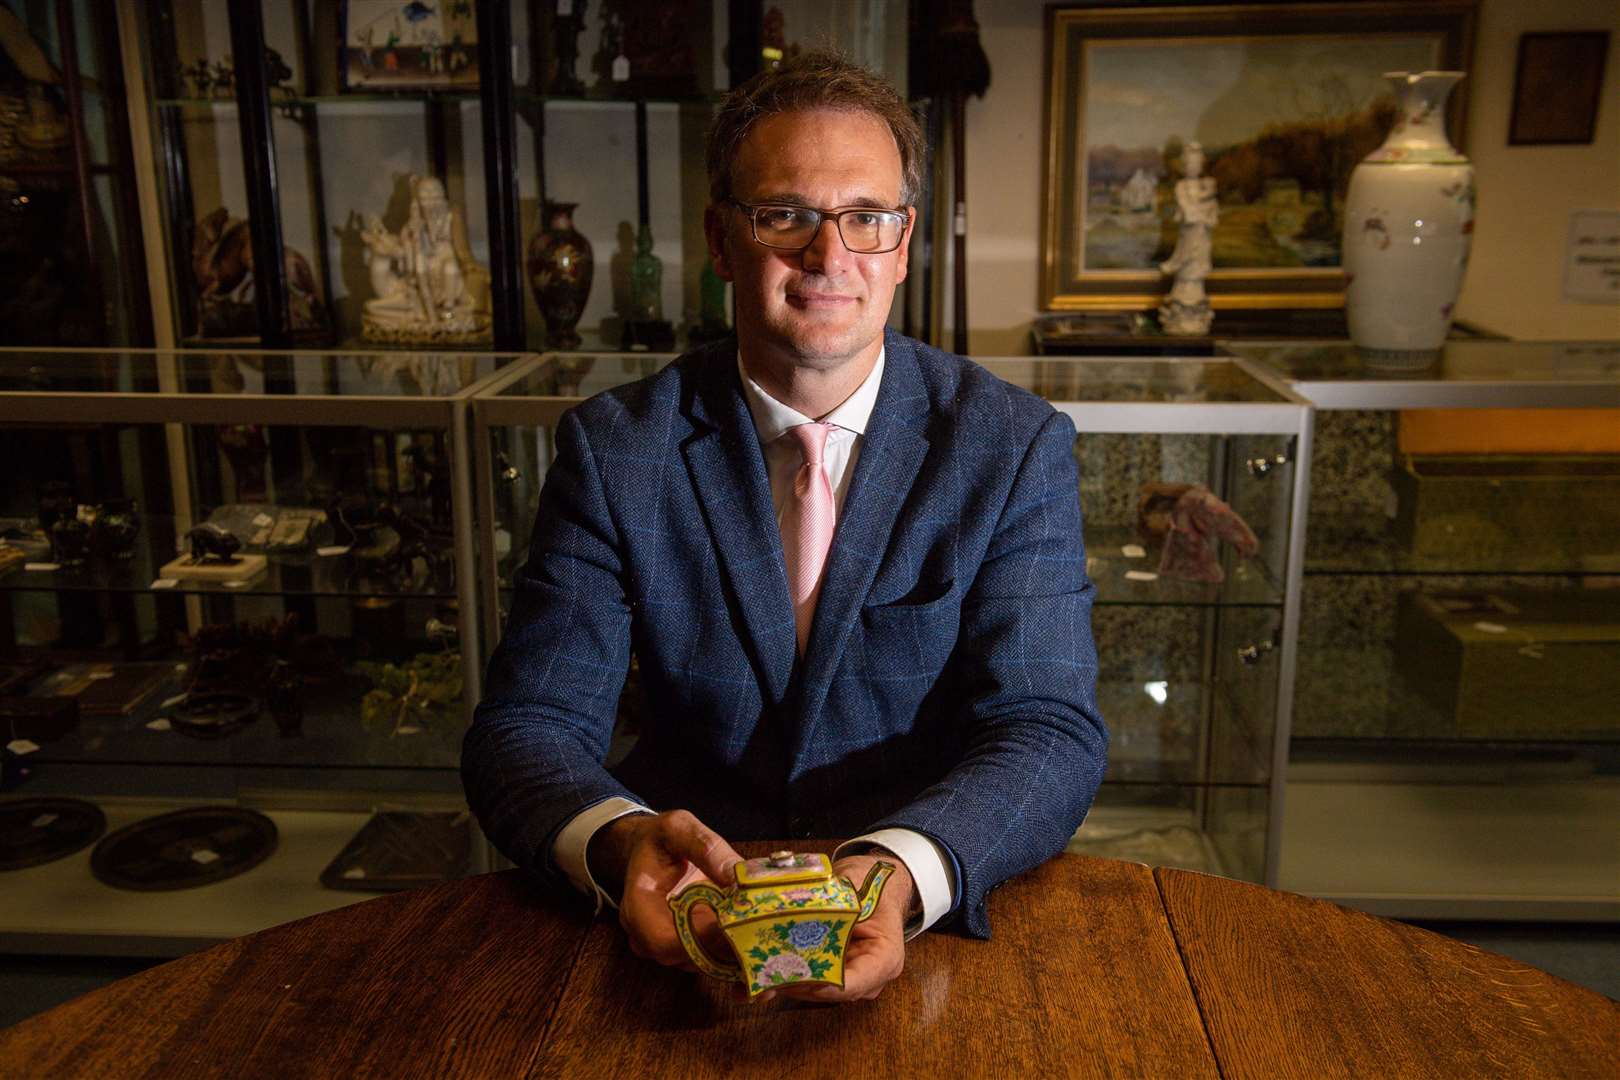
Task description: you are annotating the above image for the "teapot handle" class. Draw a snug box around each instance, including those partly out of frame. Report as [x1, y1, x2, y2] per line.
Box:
[667, 881, 742, 982]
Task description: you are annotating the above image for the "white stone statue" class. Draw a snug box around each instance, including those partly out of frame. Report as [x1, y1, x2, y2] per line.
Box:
[360, 175, 491, 344]
[1158, 141, 1217, 336]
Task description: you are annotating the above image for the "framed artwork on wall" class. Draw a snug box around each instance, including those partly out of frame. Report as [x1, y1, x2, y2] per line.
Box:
[1508, 32, 1609, 146]
[341, 0, 480, 92]
[1041, 2, 1478, 312]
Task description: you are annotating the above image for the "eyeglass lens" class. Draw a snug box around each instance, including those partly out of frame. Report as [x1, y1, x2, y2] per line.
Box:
[752, 205, 905, 253]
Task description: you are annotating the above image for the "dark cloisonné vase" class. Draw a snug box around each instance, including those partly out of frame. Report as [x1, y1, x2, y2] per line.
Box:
[526, 201, 594, 349]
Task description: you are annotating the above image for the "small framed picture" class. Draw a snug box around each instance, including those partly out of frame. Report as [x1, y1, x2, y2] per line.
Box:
[1508, 32, 1609, 146]
[342, 0, 480, 92]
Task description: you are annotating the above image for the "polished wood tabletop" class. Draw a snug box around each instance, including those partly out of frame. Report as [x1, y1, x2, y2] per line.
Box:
[2, 848, 1614, 1079]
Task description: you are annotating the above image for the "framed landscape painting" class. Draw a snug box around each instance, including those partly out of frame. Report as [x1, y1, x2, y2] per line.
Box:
[1041, 3, 1477, 311]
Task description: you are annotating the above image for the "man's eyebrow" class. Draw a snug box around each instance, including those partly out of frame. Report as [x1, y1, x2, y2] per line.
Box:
[750, 192, 898, 210]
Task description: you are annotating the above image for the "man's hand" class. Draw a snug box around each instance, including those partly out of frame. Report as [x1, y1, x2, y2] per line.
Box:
[772, 852, 915, 1003]
[587, 809, 742, 970]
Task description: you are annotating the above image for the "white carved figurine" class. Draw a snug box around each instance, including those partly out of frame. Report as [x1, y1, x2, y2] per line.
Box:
[361, 175, 491, 344]
[1158, 141, 1217, 336]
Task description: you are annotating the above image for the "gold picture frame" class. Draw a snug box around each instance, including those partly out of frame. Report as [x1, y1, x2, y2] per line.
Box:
[1041, 2, 1477, 312]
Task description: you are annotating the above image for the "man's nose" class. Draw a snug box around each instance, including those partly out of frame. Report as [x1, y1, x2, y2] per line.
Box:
[799, 216, 851, 274]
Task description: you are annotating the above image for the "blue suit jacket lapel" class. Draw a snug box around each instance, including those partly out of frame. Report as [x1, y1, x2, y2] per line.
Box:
[681, 348, 798, 705]
[795, 331, 932, 748]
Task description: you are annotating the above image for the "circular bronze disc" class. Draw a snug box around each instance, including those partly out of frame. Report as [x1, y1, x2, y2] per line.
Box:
[91, 806, 278, 891]
[0, 797, 107, 871]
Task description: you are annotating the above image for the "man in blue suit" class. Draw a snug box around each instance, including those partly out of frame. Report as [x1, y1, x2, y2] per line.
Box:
[463, 50, 1106, 1002]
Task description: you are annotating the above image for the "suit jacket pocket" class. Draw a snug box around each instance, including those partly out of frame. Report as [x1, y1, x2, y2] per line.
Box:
[860, 580, 961, 675]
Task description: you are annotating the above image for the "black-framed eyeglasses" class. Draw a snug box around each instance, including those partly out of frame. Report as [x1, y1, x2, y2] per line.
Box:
[728, 199, 909, 254]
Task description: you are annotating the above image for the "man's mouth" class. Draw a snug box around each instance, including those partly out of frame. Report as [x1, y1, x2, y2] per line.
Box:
[787, 292, 856, 308]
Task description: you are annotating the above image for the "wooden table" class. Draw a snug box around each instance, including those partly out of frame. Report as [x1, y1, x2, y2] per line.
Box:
[2, 850, 1615, 1078]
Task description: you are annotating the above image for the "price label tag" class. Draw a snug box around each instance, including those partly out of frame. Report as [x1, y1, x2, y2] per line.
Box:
[32, 813, 59, 828]
[224, 579, 251, 589]
[146, 718, 173, 732]
[190, 848, 221, 865]
[1124, 570, 1159, 582]
[397, 725, 422, 736]
[24, 562, 59, 572]
[253, 513, 273, 527]
[1121, 544, 1146, 559]
[343, 867, 368, 880]
[161, 694, 188, 709]
[612, 55, 630, 82]
[5, 739, 40, 756]
[1473, 621, 1507, 634]
[317, 545, 350, 557]
[151, 578, 179, 589]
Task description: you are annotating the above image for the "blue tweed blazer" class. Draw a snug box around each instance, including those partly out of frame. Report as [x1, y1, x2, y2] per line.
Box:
[463, 328, 1107, 937]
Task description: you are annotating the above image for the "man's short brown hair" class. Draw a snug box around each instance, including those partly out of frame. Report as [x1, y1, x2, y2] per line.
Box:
[706, 48, 925, 207]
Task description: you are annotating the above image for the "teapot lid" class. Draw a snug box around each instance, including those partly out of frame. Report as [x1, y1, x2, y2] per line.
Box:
[734, 850, 831, 887]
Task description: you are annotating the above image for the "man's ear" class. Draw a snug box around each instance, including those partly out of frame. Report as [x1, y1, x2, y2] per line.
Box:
[704, 204, 735, 282]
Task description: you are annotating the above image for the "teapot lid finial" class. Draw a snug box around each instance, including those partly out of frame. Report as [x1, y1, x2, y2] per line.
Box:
[768, 850, 796, 867]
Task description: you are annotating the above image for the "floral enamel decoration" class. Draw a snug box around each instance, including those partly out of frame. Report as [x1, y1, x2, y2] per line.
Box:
[668, 849, 893, 996]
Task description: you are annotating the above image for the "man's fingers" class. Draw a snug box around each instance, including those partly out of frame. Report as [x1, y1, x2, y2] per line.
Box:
[659, 809, 743, 884]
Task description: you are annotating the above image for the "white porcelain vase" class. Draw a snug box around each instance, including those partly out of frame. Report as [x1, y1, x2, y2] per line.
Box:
[1342, 71, 1474, 368]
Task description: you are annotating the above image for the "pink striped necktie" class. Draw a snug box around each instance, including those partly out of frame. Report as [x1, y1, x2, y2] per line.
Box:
[786, 421, 836, 655]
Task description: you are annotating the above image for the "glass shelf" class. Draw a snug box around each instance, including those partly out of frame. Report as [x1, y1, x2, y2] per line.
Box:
[0, 349, 522, 399]
[978, 357, 1298, 405]
[153, 90, 720, 108]
[20, 665, 462, 774]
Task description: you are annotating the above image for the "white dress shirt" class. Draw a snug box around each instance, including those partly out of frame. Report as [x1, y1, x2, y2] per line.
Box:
[552, 346, 959, 938]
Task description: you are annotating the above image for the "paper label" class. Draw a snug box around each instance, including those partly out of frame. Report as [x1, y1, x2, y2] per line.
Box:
[1124, 570, 1159, 582]
[224, 579, 251, 588]
[1121, 544, 1146, 559]
[1473, 621, 1507, 634]
[1563, 209, 1620, 304]
[253, 513, 274, 527]
[161, 694, 188, 709]
[343, 867, 367, 880]
[5, 739, 40, 755]
[24, 562, 59, 572]
[397, 725, 422, 736]
[88, 669, 115, 680]
[190, 848, 220, 865]
[146, 718, 173, 731]
[317, 545, 350, 557]
[612, 55, 630, 82]
[31, 813, 59, 828]
[151, 578, 179, 589]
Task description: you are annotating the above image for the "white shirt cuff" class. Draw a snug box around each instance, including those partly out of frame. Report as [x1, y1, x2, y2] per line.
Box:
[835, 828, 956, 940]
[553, 797, 654, 912]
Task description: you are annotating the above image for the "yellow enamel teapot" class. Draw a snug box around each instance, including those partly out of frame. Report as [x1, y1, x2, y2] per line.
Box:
[667, 850, 893, 996]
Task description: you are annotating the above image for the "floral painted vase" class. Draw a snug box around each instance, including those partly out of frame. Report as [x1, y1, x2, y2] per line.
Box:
[526, 201, 593, 350]
[1341, 71, 1475, 369]
[668, 850, 893, 997]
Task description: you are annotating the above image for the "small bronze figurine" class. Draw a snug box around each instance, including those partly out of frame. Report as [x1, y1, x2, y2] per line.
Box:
[186, 523, 243, 564]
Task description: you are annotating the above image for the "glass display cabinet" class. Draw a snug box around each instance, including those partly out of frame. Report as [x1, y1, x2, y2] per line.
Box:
[473, 353, 1312, 886]
[132, 1, 916, 355]
[3, 0, 150, 347]
[1226, 339, 1620, 919]
[0, 346, 521, 954]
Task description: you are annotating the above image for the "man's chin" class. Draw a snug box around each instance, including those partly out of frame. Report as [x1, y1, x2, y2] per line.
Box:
[767, 320, 881, 367]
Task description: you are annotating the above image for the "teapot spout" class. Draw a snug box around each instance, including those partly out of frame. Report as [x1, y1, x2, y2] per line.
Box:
[853, 859, 896, 922]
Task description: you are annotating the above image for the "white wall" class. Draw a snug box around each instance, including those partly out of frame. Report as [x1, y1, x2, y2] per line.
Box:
[962, 0, 1620, 352]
